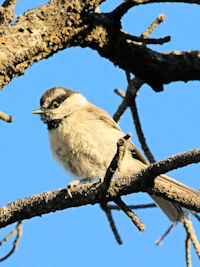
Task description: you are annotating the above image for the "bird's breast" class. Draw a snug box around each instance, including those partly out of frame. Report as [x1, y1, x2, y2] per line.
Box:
[48, 121, 108, 180]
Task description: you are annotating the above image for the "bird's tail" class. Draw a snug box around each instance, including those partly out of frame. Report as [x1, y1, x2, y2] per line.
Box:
[149, 174, 199, 224]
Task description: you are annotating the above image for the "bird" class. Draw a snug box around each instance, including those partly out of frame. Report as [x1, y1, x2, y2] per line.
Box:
[32, 86, 198, 224]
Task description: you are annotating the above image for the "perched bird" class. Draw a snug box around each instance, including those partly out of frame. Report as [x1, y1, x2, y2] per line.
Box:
[32, 86, 198, 224]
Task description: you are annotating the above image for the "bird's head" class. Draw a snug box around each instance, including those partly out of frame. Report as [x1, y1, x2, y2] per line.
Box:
[32, 86, 87, 125]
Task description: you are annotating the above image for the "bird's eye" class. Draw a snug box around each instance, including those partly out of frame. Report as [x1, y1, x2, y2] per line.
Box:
[53, 102, 59, 108]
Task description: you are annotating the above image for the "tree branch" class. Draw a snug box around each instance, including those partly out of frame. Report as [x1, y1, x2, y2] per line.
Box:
[100, 203, 122, 244]
[108, 203, 156, 210]
[121, 31, 171, 45]
[0, 221, 23, 262]
[0, 0, 18, 29]
[0, 110, 12, 122]
[183, 218, 200, 258]
[111, 0, 200, 20]
[0, 0, 200, 91]
[1, 149, 200, 229]
[114, 198, 145, 232]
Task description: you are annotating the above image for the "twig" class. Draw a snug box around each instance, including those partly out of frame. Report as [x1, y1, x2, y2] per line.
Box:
[183, 218, 200, 258]
[0, 221, 23, 262]
[122, 31, 170, 45]
[114, 198, 145, 232]
[101, 133, 131, 244]
[155, 224, 174, 245]
[100, 203, 122, 244]
[108, 203, 156, 210]
[0, 110, 12, 122]
[0, 223, 19, 245]
[190, 211, 200, 222]
[185, 234, 192, 267]
[110, 0, 200, 21]
[129, 94, 155, 163]
[113, 98, 128, 123]
[113, 14, 166, 124]
[103, 133, 132, 190]
[114, 88, 125, 98]
[141, 14, 166, 39]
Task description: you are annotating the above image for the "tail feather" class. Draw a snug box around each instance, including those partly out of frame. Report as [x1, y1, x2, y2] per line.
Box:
[150, 194, 187, 224]
[150, 174, 199, 224]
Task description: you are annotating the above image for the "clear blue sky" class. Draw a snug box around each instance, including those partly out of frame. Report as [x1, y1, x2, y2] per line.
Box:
[1, 1, 200, 266]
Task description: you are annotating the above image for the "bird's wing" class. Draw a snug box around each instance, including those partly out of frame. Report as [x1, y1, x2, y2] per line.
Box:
[87, 104, 149, 164]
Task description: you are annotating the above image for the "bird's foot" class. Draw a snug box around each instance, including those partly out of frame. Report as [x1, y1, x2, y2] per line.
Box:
[67, 180, 79, 198]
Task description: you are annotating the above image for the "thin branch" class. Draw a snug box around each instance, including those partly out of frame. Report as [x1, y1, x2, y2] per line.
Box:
[129, 94, 155, 163]
[190, 211, 200, 222]
[141, 14, 166, 39]
[122, 31, 170, 45]
[155, 224, 174, 245]
[185, 235, 192, 267]
[183, 218, 200, 258]
[100, 203, 122, 244]
[113, 13, 166, 123]
[114, 88, 125, 98]
[0, 221, 23, 262]
[108, 203, 157, 210]
[114, 81, 155, 163]
[0, 223, 19, 245]
[114, 198, 145, 232]
[0, 110, 12, 122]
[113, 97, 128, 123]
[103, 133, 132, 190]
[110, 0, 200, 20]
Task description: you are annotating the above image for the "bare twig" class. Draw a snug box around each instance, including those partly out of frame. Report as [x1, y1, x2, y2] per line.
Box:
[100, 203, 122, 244]
[0, 221, 23, 262]
[114, 89, 125, 98]
[0, 110, 12, 122]
[108, 203, 156, 210]
[111, 0, 200, 20]
[103, 133, 132, 190]
[185, 235, 192, 267]
[155, 224, 174, 245]
[141, 14, 166, 38]
[113, 13, 166, 124]
[183, 218, 200, 258]
[0, 223, 19, 245]
[122, 31, 170, 45]
[113, 98, 128, 123]
[101, 133, 132, 244]
[190, 211, 200, 222]
[114, 198, 145, 232]
[129, 95, 155, 163]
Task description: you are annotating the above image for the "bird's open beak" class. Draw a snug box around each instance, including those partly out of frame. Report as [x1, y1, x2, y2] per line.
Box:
[31, 109, 44, 115]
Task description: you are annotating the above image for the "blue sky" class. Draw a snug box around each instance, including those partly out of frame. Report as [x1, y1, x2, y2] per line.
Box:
[1, 0, 200, 266]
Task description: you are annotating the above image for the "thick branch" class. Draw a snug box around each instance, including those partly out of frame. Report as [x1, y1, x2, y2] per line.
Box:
[0, 0, 200, 91]
[0, 149, 200, 229]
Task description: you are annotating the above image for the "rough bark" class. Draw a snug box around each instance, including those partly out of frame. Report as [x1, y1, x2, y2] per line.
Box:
[1, 149, 200, 229]
[0, 0, 200, 91]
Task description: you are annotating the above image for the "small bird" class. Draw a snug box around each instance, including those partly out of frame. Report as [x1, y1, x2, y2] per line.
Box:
[32, 86, 198, 224]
